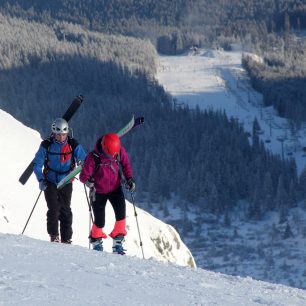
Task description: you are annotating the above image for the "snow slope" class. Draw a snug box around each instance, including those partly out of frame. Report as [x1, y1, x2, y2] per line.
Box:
[1, 233, 306, 306]
[0, 109, 194, 267]
[157, 48, 306, 174]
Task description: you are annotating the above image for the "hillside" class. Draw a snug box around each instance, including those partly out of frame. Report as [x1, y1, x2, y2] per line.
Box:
[1, 1, 306, 43]
[0, 13, 298, 219]
[1, 0, 306, 59]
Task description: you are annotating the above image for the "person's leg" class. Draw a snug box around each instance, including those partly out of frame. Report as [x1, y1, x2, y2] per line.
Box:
[44, 182, 60, 241]
[92, 193, 108, 230]
[108, 187, 126, 238]
[90, 193, 108, 251]
[58, 183, 73, 243]
[108, 187, 127, 255]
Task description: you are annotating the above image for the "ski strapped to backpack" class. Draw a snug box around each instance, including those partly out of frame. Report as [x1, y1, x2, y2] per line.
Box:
[19, 95, 84, 185]
[56, 115, 144, 189]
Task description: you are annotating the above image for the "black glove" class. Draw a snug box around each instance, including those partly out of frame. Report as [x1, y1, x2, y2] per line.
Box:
[89, 188, 96, 202]
[39, 179, 47, 191]
[125, 178, 136, 192]
[86, 180, 96, 201]
[85, 180, 95, 189]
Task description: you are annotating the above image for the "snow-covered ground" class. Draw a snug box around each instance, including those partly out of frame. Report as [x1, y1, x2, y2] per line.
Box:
[157, 48, 306, 175]
[1, 233, 306, 306]
[0, 108, 194, 267]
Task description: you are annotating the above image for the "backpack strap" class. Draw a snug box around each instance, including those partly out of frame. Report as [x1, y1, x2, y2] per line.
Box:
[42, 136, 78, 175]
[88, 151, 101, 182]
[41, 138, 52, 177]
[67, 137, 79, 150]
[41, 138, 52, 150]
[116, 153, 126, 184]
[89, 151, 126, 184]
[67, 137, 78, 170]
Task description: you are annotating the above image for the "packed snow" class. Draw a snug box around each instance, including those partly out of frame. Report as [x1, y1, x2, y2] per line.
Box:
[1, 233, 306, 305]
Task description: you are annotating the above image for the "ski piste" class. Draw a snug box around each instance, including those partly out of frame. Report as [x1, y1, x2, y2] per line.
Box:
[57, 115, 144, 189]
[18, 95, 84, 185]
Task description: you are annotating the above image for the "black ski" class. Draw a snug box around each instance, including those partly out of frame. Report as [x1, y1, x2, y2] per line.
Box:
[134, 116, 144, 128]
[62, 95, 84, 122]
[18, 95, 84, 185]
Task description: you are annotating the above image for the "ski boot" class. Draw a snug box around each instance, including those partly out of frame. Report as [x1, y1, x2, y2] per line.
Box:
[90, 237, 103, 251]
[61, 239, 72, 244]
[50, 235, 60, 243]
[112, 235, 126, 255]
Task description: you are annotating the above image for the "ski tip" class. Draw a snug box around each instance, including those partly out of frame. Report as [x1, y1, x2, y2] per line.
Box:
[76, 94, 84, 102]
[135, 116, 145, 125]
[18, 178, 26, 185]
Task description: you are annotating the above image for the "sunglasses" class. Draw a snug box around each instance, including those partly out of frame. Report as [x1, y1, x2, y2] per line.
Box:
[55, 133, 68, 136]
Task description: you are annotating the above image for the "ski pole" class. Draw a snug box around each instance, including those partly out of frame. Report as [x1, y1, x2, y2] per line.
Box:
[89, 208, 91, 249]
[22, 191, 42, 234]
[84, 184, 94, 249]
[84, 184, 94, 223]
[130, 192, 145, 259]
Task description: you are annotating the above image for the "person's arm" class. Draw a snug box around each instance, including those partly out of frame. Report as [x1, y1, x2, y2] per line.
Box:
[33, 144, 47, 182]
[74, 144, 87, 164]
[79, 153, 95, 184]
[120, 147, 133, 180]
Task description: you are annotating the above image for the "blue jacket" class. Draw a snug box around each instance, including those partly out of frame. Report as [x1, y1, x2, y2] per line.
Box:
[33, 137, 86, 184]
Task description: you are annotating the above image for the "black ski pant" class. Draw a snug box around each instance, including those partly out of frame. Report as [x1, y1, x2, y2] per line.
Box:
[44, 182, 73, 242]
[92, 186, 126, 228]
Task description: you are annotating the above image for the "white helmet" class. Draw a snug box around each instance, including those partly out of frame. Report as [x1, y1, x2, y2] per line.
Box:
[51, 118, 69, 134]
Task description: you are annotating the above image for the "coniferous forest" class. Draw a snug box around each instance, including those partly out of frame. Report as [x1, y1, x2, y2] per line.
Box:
[1, 0, 306, 121]
[0, 13, 300, 222]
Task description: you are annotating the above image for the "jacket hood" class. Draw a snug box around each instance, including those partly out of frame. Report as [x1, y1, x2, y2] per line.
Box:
[94, 136, 103, 154]
[94, 136, 117, 159]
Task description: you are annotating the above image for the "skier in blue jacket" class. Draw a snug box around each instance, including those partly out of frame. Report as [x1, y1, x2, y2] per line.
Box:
[33, 118, 86, 243]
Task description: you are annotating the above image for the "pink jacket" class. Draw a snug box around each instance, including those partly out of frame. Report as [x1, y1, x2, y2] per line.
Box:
[80, 137, 133, 194]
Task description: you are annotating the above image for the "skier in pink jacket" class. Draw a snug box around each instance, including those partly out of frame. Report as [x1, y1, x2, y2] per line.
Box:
[80, 133, 135, 254]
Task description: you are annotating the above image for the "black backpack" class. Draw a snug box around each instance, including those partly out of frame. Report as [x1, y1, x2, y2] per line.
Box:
[41, 136, 78, 175]
[89, 151, 125, 183]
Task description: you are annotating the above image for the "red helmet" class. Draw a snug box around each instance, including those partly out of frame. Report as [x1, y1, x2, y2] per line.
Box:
[101, 133, 121, 157]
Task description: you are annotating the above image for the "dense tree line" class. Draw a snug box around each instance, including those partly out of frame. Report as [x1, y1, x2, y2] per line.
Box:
[2, 1, 306, 125]
[1, 0, 306, 54]
[242, 51, 306, 124]
[0, 14, 300, 222]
